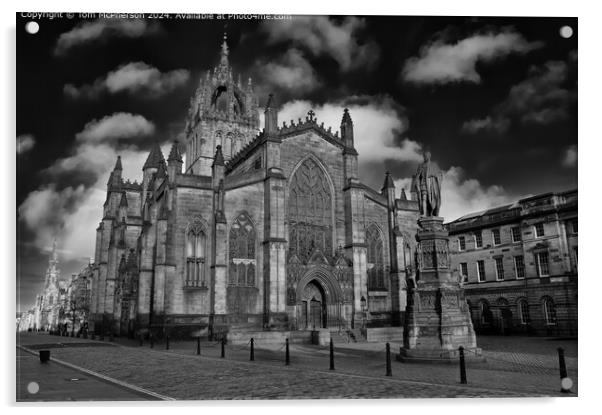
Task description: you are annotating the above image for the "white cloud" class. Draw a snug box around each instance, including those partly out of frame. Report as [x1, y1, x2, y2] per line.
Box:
[19, 141, 166, 260]
[461, 116, 510, 134]
[260, 16, 380, 71]
[395, 166, 520, 222]
[75, 112, 155, 142]
[17, 134, 35, 154]
[462, 59, 575, 134]
[562, 144, 577, 168]
[55, 19, 161, 55]
[277, 96, 422, 165]
[403, 30, 542, 85]
[259, 49, 321, 93]
[64, 62, 190, 99]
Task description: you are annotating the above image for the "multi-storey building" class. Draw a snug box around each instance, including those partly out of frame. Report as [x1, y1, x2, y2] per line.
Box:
[446, 189, 577, 336]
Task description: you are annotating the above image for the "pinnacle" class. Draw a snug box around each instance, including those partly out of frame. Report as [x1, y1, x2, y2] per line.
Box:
[143, 143, 165, 170]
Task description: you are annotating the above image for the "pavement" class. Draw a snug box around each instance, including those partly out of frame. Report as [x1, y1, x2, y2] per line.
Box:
[16, 332, 578, 401]
[16, 346, 160, 401]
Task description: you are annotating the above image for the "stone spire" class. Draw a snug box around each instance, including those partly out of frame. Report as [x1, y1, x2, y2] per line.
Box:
[220, 32, 229, 65]
[168, 141, 183, 163]
[382, 171, 395, 190]
[143, 143, 165, 170]
[114, 155, 122, 171]
[341, 108, 354, 147]
[215, 32, 232, 83]
[264, 93, 278, 135]
[50, 238, 59, 266]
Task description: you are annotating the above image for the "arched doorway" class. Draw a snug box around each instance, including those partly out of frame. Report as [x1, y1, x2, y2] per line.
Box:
[300, 281, 325, 330]
[294, 269, 344, 330]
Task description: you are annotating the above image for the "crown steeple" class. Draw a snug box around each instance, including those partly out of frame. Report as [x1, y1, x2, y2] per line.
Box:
[220, 32, 229, 65]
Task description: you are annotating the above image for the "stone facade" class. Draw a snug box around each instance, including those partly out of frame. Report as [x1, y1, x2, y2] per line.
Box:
[446, 190, 578, 336]
[88, 36, 420, 339]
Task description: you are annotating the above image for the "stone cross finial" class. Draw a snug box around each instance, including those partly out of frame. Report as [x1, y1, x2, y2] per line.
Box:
[307, 109, 315, 121]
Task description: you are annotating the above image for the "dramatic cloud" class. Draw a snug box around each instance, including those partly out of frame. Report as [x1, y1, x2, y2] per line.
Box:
[260, 16, 380, 71]
[462, 59, 576, 134]
[562, 144, 577, 168]
[20, 140, 171, 260]
[402, 30, 543, 85]
[17, 134, 35, 154]
[75, 112, 155, 142]
[64, 62, 190, 99]
[277, 96, 422, 165]
[55, 19, 161, 55]
[258, 49, 321, 93]
[395, 166, 520, 222]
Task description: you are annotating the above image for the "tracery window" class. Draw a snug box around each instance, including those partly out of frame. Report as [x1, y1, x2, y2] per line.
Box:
[288, 158, 333, 263]
[185, 219, 206, 287]
[366, 225, 385, 290]
[228, 213, 256, 286]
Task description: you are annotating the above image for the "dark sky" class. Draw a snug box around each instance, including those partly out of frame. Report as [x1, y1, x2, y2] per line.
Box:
[16, 14, 577, 311]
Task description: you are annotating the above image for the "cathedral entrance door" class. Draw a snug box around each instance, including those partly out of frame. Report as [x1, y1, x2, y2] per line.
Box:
[309, 298, 322, 329]
[301, 280, 325, 329]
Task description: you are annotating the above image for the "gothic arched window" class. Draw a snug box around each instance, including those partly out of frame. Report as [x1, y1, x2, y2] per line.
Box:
[229, 213, 257, 286]
[186, 219, 207, 287]
[366, 224, 385, 290]
[288, 158, 333, 263]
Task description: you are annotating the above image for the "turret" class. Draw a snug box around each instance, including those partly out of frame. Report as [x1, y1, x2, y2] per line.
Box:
[142, 143, 165, 201]
[264, 93, 278, 135]
[167, 140, 183, 180]
[340, 108, 354, 148]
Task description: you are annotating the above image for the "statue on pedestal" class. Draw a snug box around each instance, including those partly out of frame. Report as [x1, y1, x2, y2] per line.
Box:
[399, 151, 482, 363]
[412, 151, 443, 217]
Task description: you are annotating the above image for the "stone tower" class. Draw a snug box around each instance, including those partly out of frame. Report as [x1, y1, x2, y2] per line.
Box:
[184, 33, 260, 176]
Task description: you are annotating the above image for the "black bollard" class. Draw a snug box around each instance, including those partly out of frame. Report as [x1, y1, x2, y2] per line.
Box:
[109, 332, 114, 342]
[139, 334, 143, 347]
[221, 338, 225, 358]
[197, 336, 201, 355]
[459, 346, 467, 384]
[166, 335, 170, 350]
[285, 338, 290, 366]
[39, 350, 50, 363]
[83, 332, 88, 339]
[329, 338, 335, 371]
[150, 334, 154, 349]
[386, 342, 392, 376]
[250, 338, 255, 361]
[558, 347, 568, 379]
[91, 333, 95, 340]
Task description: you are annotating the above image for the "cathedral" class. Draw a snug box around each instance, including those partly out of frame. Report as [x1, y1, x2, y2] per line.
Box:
[88, 35, 421, 340]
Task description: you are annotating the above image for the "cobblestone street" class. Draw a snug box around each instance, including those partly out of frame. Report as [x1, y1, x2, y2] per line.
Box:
[16, 332, 577, 400]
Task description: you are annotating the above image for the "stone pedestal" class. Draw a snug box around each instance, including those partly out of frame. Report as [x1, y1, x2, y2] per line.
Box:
[399, 217, 482, 362]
